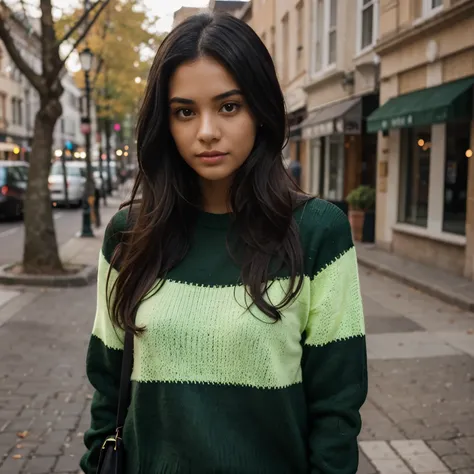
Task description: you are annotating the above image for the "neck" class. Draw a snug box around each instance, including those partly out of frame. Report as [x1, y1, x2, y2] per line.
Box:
[200, 177, 232, 214]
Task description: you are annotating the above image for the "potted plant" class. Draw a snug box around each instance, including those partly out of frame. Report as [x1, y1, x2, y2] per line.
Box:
[346, 185, 376, 242]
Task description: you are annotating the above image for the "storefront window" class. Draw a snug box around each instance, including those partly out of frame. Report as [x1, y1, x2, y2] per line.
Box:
[443, 122, 470, 235]
[309, 138, 323, 195]
[399, 126, 431, 227]
[325, 135, 344, 201]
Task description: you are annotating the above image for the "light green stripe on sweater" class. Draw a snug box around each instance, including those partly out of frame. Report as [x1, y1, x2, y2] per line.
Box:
[306, 246, 365, 347]
[91, 251, 124, 351]
[92, 246, 364, 388]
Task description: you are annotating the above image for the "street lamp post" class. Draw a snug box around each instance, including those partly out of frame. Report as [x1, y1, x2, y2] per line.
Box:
[79, 47, 95, 238]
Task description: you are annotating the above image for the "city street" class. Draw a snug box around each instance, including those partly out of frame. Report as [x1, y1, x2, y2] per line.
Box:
[0, 204, 108, 267]
[0, 250, 473, 473]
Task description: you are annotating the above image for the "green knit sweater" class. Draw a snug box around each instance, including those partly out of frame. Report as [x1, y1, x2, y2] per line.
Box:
[80, 198, 367, 474]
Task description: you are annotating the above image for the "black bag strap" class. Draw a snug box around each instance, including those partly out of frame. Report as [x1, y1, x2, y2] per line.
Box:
[116, 330, 134, 433]
[114, 206, 135, 434]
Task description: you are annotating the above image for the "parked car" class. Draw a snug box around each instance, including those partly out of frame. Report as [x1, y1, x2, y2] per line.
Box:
[49, 161, 86, 208]
[0, 161, 29, 220]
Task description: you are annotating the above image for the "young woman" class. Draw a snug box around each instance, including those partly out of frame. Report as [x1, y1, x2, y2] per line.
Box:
[81, 12, 367, 474]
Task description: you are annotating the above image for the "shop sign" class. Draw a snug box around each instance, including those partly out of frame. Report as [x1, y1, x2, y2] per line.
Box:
[336, 118, 361, 134]
[382, 115, 413, 130]
[302, 120, 335, 139]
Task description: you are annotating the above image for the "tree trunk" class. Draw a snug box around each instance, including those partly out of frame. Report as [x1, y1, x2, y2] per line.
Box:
[22, 97, 65, 274]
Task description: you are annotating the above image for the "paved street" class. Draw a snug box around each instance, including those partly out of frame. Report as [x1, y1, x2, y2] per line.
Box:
[0, 241, 473, 473]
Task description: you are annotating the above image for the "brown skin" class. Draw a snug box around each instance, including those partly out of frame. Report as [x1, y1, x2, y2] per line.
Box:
[169, 56, 258, 214]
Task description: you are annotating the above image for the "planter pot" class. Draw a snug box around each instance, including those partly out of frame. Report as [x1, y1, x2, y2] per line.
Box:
[348, 210, 365, 242]
[362, 210, 375, 243]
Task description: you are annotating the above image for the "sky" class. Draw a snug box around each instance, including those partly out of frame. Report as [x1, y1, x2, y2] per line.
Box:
[49, 0, 210, 33]
[10, 0, 210, 71]
[145, 0, 209, 32]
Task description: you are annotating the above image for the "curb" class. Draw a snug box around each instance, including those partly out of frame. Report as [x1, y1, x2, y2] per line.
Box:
[0, 264, 97, 288]
[357, 256, 474, 313]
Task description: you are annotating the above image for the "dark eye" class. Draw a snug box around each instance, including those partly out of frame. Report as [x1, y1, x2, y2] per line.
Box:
[222, 103, 240, 113]
[177, 108, 194, 118]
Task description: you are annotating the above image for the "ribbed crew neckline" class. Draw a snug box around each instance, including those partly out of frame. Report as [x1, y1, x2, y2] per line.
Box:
[196, 209, 232, 230]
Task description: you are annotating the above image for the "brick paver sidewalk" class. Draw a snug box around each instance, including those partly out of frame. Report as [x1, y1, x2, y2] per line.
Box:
[0, 196, 473, 473]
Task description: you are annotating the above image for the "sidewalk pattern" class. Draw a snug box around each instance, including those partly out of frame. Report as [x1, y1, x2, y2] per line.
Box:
[0, 202, 473, 473]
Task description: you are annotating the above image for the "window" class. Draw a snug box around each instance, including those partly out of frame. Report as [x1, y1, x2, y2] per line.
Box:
[296, 1, 304, 73]
[0, 94, 5, 122]
[327, 0, 337, 65]
[270, 26, 276, 59]
[18, 100, 22, 126]
[443, 122, 470, 235]
[281, 14, 289, 84]
[414, 0, 443, 20]
[312, 0, 337, 74]
[358, 0, 378, 51]
[312, 0, 324, 72]
[7, 166, 29, 185]
[11, 98, 16, 125]
[25, 89, 31, 131]
[399, 126, 431, 227]
[325, 135, 344, 200]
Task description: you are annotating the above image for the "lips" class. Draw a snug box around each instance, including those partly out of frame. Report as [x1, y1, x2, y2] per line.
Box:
[196, 151, 227, 158]
[196, 151, 228, 164]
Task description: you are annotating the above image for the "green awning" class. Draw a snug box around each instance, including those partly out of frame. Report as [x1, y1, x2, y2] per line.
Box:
[367, 76, 474, 133]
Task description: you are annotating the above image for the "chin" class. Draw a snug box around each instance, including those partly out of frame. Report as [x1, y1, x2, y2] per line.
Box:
[196, 168, 235, 182]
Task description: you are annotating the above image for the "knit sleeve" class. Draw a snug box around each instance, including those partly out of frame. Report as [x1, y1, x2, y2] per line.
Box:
[302, 207, 368, 474]
[80, 210, 128, 474]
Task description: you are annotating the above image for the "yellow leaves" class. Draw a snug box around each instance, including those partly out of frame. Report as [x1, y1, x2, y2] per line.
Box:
[60, 0, 160, 118]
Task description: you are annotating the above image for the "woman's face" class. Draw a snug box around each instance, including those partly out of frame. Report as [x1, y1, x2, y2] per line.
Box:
[169, 56, 257, 184]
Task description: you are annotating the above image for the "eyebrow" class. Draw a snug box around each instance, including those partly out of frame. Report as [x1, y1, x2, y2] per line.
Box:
[169, 89, 243, 105]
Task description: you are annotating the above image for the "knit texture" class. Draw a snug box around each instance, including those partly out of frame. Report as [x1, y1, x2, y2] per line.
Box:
[81, 198, 367, 474]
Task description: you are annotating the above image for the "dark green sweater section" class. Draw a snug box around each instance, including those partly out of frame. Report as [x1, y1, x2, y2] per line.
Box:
[80, 198, 368, 474]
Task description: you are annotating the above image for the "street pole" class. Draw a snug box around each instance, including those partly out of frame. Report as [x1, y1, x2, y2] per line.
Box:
[81, 67, 94, 237]
[104, 68, 113, 195]
[98, 141, 107, 206]
[60, 150, 69, 208]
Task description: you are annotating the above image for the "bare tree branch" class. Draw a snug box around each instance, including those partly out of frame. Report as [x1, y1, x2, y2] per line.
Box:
[19, 0, 28, 22]
[57, 0, 104, 47]
[54, 0, 110, 77]
[40, 0, 60, 69]
[0, 3, 44, 93]
[91, 7, 110, 87]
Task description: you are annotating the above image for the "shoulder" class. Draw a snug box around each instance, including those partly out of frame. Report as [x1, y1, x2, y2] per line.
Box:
[293, 198, 354, 277]
[101, 207, 131, 264]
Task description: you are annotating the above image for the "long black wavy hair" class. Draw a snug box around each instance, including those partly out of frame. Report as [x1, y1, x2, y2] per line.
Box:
[108, 12, 311, 334]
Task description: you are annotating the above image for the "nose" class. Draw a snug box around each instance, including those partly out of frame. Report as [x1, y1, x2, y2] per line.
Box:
[196, 113, 221, 144]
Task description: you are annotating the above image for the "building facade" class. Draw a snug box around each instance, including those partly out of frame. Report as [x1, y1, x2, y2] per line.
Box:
[173, 2, 250, 29]
[209, 0, 250, 15]
[52, 72, 86, 158]
[275, 0, 308, 173]
[172, 7, 204, 29]
[367, 0, 474, 279]
[0, 14, 41, 161]
[0, 10, 89, 162]
[299, 0, 380, 210]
